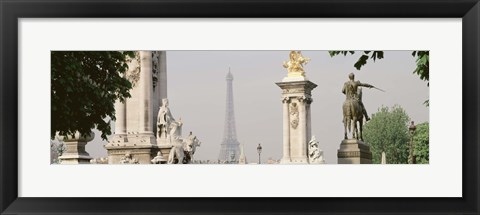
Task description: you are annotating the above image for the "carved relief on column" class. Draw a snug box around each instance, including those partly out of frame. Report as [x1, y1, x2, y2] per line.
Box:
[126, 51, 141, 87]
[151, 51, 159, 90]
[289, 101, 299, 129]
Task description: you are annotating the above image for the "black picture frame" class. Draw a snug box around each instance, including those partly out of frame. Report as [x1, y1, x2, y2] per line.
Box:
[1, 0, 479, 214]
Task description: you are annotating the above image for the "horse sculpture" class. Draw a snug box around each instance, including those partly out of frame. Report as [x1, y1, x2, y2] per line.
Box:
[343, 88, 365, 141]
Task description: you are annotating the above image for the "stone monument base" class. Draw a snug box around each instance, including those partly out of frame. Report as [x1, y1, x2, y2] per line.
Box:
[58, 132, 94, 164]
[105, 134, 169, 164]
[337, 139, 372, 164]
[58, 141, 92, 164]
[105, 146, 174, 164]
[105, 144, 156, 164]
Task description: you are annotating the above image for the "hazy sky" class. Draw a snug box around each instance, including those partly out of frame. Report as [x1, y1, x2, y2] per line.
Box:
[86, 51, 429, 164]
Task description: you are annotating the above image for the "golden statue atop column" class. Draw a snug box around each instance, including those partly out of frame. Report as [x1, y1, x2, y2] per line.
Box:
[283, 51, 311, 77]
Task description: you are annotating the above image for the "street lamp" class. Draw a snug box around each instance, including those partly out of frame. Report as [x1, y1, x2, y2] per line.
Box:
[408, 121, 416, 164]
[257, 143, 262, 164]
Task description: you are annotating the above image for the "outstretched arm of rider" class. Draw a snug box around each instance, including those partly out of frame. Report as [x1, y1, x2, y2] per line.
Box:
[360, 82, 373, 88]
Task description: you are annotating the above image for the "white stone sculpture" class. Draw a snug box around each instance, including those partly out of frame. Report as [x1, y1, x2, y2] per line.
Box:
[183, 132, 201, 164]
[308, 136, 325, 164]
[151, 151, 167, 164]
[157, 98, 175, 139]
[183, 132, 201, 156]
[169, 118, 183, 142]
[167, 141, 185, 164]
[166, 131, 201, 164]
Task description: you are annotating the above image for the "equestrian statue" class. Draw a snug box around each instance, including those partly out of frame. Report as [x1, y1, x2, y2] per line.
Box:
[342, 73, 384, 141]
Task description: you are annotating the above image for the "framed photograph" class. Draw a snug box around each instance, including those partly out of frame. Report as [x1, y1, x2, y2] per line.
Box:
[1, 0, 479, 214]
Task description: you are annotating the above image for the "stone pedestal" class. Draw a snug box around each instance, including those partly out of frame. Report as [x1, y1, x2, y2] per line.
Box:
[105, 134, 159, 164]
[276, 79, 317, 164]
[337, 139, 372, 164]
[58, 132, 94, 164]
[105, 145, 156, 164]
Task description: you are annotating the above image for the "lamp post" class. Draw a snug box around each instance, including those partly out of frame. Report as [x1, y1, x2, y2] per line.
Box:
[257, 143, 262, 164]
[408, 121, 416, 164]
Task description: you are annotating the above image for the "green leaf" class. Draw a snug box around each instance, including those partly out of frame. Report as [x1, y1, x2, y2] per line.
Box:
[354, 55, 369, 70]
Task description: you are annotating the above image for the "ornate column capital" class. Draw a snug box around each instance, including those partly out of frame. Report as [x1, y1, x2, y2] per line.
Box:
[282, 96, 291, 104]
[298, 96, 313, 104]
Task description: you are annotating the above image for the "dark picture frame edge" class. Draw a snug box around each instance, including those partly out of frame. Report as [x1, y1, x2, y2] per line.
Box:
[1, 0, 478, 214]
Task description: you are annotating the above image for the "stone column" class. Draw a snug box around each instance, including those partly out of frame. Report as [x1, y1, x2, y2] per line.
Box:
[298, 97, 308, 162]
[281, 97, 291, 163]
[114, 99, 127, 135]
[306, 99, 312, 142]
[139, 51, 154, 135]
[158, 51, 168, 100]
[276, 80, 317, 164]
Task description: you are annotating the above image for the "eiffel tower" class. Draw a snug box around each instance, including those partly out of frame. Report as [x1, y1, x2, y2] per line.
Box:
[218, 68, 240, 162]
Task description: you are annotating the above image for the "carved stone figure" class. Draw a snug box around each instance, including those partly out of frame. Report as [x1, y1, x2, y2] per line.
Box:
[168, 118, 183, 142]
[152, 51, 159, 89]
[183, 132, 201, 163]
[167, 140, 185, 164]
[126, 52, 141, 86]
[157, 98, 175, 139]
[308, 136, 324, 163]
[283, 51, 310, 77]
[183, 131, 201, 156]
[166, 131, 201, 164]
[342, 73, 375, 141]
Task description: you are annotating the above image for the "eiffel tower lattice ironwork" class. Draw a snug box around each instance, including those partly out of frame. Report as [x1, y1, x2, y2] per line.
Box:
[218, 68, 240, 162]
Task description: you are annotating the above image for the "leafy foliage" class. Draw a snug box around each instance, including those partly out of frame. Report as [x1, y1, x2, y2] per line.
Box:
[51, 51, 134, 140]
[329, 51, 384, 70]
[413, 122, 429, 164]
[412, 51, 429, 86]
[363, 105, 410, 164]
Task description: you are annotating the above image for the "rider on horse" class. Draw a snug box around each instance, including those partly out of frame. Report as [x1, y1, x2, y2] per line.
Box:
[342, 73, 373, 121]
